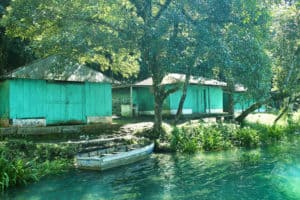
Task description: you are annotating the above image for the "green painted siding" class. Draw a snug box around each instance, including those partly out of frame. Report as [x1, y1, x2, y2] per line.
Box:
[85, 82, 111, 117]
[223, 92, 265, 113]
[9, 79, 46, 119]
[112, 87, 131, 115]
[234, 93, 251, 112]
[190, 86, 206, 113]
[0, 81, 10, 118]
[6, 79, 111, 125]
[46, 82, 86, 124]
[206, 86, 223, 112]
[169, 85, 223, 114]
[135, 87, 154, 111]
[233, 93, 266, 112]
[169, 86, 194, 112]
[114, 84, 224, 115]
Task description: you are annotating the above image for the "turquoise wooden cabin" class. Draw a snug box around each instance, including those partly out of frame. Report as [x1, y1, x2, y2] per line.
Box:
[113, 73, 226, 117]
[0, 56, 112, 127]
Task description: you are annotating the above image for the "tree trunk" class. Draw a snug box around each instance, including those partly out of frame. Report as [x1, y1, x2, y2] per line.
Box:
[225, 80, 235, 121]
[235, 100, 267, 124]
[174, 72, 190, 125]
[152, 69, 164, 139]
[235, 92, 297, 124]
[153, 97, 163, 138]
[273, 105, 288, 125]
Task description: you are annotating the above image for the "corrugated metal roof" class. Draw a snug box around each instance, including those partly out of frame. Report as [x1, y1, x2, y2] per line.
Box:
[135, 73, 227, 87]
[3, 56, 111, 83]
[234, 84, 247, 92]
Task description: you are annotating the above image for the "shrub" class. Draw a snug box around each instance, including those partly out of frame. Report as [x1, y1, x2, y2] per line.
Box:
[0, 156, 38, 191]
[239, 151, 261, 166]
[0, 140, 76, 192]
[200, 127, 224, 151]
[267, 126, 286, 141]
[171, 127, 200, 153]
[35, 144, 78, 162]
[233, 127, 260, 147]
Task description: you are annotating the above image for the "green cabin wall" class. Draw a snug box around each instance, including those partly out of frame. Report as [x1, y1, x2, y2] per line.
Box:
[85, 82, 112, 117]
[223, 92, 265, 113]
[112, 87, 131, 115]
[233, 93, 253, 112]
[206, 86, 223, 113]
[0, 81, 10, 119]
[7, 79, 111, 125]
[169, 85, 223, 114]
[134, 87, 170, 113]
[9, 79, 46, 119]
[121, 84, 224, 115]
[169, 86, 194, 113]
[134, 87, 155, 112]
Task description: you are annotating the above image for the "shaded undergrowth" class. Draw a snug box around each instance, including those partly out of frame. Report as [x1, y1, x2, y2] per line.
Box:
[0, 140, 77, 192]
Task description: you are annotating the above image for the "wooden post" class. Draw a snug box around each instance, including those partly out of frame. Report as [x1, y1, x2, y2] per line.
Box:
[130, 85, 133, 117]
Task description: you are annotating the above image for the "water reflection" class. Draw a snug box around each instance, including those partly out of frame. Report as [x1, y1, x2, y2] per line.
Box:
[2, 136, 300, 200]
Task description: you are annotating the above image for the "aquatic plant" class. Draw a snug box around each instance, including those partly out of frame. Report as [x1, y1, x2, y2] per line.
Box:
[170, 127, 200, 153]
[239, 151, 262, 166]
[233, 127, 260, 147]
[169, 121, 297, 153]
[0, 140, 75, 192]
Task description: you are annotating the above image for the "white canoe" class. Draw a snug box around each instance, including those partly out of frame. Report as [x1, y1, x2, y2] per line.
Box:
[75, 143, 155, 170]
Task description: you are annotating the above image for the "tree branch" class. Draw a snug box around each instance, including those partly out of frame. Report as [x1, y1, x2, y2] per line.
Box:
[154, 0, 172, 21]
[162, 84, 181, 100]
[65, 16, 127, 34]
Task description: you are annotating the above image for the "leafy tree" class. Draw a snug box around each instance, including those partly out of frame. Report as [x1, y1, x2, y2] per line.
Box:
[173, 0, 272, 123]
[0, 0, 34, 75]
[270, 1, 299, 123]
[2, 0, 140, 78]
[222, 0, 272, 121]
[234, 0, 299, 123]
[2, 0, 276, 136]
[3, 0, 220, 136]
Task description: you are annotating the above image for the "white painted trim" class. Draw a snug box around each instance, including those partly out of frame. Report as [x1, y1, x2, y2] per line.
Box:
[139, 109, 193, 115]
[170, 109, 193, 115]
[207, 109, 223, 113]
[87, 116, 112, 124]
[12, 118, 46, 127]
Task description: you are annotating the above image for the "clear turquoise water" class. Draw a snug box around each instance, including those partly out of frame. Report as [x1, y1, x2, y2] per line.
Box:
[2, 136, 300, 200]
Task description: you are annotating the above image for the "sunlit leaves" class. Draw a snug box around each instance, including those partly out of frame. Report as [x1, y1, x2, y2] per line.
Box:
[270, 1, 299, 96]
[2, 0, 141, 77]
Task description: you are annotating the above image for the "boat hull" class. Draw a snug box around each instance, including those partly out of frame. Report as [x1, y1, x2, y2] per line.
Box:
[76, 143, 154, 170]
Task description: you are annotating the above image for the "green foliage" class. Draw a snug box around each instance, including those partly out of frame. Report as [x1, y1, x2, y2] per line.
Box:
[270, 2, 300, 113]
[35, 144, 77, 162]
[1, 0, 140, 78]
[36, 159, 72, 177]
[171, 124, 235, 153]
[1, 0, 275, 136]
[233, 127, 260, 147]
[0, 147, 38, 191]
[266, 126, 285, 141]
[285, 118, 300, 135]
[0, 140, 75, 192]
[170, 120, 299, 153]
[171, 127, 199, 154]
[200, 127, 224, 151]
[239, 151, 261, 166]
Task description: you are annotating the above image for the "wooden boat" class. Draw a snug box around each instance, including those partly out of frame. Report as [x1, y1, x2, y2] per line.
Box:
[75, 142, 155, 170]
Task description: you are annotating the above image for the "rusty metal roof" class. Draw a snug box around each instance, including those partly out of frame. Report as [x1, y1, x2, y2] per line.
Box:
[3, 55, 111, 83]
